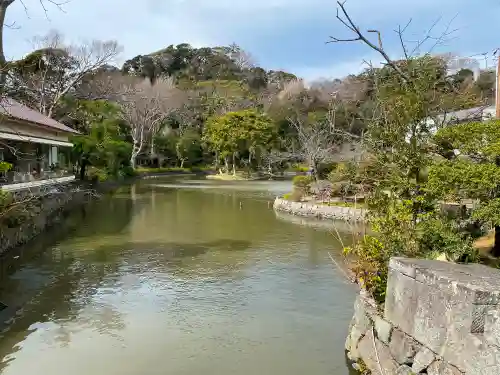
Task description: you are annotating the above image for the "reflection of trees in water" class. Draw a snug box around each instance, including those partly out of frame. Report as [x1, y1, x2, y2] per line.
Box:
[68, 190, 135, 239]
[0, 254, 128, 369]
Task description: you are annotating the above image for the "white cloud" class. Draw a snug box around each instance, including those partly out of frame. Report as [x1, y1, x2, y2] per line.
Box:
[297, 55, 387, 82]
[2, 0, 489, 81]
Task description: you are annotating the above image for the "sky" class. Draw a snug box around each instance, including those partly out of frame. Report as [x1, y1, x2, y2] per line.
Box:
[4, 0, 500, 81]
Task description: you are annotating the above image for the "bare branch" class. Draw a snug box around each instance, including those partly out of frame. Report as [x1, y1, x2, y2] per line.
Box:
[114, 76, 183, 167]
[327, 1, 410, 81]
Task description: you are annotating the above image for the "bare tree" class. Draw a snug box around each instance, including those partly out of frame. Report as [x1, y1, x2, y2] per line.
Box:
[224, 43, 254, 70]
[8, 30, 122, 117]
[0, 0, 67, 86]
[115, 76, 182, 168]
[289, 117, 340, 181]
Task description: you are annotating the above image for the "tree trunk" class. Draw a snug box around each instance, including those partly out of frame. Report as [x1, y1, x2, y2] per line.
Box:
[224, 157, 229, 174]
[492, 226, 500, 257]
[0, 4, 6, 66]
[79, 159, 87, 180]
[232, 153, 236, 176]
[130, 155, 136, 169]
[0, 1, 14, 87]
[180, 159, 185, 168]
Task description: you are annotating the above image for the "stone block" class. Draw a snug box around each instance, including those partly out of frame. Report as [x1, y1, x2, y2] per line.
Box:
[427, 360, 462, 375]
[353, 294, 373, 332]
[384, 269, 419, 335]
[346, 325, 367, 358]
[374, 316, 392, 344]
[357, 329, 399, 375]
[412, 346, 435, 373]
[389, 328, 421, 365]
[466, 343, 500, 375]
[390, 257, 418, 278]
[484, 307, 500, 348]
[396, 365, 415, 375]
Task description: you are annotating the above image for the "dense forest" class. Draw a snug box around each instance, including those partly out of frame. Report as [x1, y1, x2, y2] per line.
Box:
[3, 30, 496, 182]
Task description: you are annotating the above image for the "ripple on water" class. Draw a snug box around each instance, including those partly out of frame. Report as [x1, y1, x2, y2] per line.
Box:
[0, 177, 357, 375]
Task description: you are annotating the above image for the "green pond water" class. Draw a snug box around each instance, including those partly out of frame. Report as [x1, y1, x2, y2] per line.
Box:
[0, 176, 358, 375]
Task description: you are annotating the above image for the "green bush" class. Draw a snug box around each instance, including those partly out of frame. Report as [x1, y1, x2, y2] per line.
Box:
[0, 161, 12, 173]
[288, 163, 309, 173]
[292, 175, 313, 189]
[0, 190, 13, 210]
[283, 190, 303, 202]
[88, 168, 109, 183]
[121, 166, 137, 177]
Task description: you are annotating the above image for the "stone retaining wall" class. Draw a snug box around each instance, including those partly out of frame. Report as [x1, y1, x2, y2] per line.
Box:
[346, 257, 500, 374]
[0, 183, 92, 255]
[273, 197, 366, 222]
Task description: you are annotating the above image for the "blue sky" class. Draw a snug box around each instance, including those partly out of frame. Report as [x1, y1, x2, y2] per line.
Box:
[4, 0, 500, 81]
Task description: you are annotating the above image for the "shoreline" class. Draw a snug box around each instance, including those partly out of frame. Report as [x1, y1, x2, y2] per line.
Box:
[273, 197, 366, 222]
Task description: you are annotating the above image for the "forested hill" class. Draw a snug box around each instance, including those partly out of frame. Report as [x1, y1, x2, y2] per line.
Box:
[121, 43, 297, 90]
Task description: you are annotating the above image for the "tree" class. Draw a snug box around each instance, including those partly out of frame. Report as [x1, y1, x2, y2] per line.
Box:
[327, 1, 479, 302]
[70, 100, 131, 180]
[8, 30, 121, 118]
[115, 76, 182, 168]
[175, 130, 202, 168]
[430, 120, 500, 256]
[203, 109, 276, 174]
[289, 117, 338, 180]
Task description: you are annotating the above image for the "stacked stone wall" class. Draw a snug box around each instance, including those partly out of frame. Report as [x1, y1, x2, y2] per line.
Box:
[346, 257, 500, 374]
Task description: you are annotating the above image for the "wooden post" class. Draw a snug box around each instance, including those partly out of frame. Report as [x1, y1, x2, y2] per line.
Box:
[496, 54, 500, 118]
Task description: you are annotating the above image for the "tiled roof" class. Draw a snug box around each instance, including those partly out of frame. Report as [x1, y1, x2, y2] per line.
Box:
[0, 97, 79, 134]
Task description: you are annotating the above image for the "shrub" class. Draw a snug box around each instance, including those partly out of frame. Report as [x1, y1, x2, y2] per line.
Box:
[0, 190, 13, 210]
[121, 166, 137, 177]
[88, 168, 109, 183]
[0, 161, 12, 173]
[292, 175, 313, 189]
[289, 163, 309, 173]
[284, 189, 304, 202]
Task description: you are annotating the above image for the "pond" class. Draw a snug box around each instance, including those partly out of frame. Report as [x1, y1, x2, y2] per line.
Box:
[0, 176, 358, 375]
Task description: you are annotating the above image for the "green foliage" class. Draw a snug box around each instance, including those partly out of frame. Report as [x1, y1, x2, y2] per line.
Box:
[203, 109, 276, 171]
[283, 190, 304, 202]
[292, 175, 313, 189]
[430, 120, 500, 255]
[0, 161, 12, 173]
[346, 55, 479, 302]
[70, 99, 132, 179]
[288, 164, 309, 172]
[175, 130, 203, 167]
[87, 167, 109, 183]
[0, 190, 13, 211]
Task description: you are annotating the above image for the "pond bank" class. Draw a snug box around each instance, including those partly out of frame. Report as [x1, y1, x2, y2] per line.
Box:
[346, 257, 500, 375]
[273, 197, 366, 222]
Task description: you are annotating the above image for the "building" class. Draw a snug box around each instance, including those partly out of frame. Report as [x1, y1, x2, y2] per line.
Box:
[424, 105, 496, 136]
[0, 98, 79, 191]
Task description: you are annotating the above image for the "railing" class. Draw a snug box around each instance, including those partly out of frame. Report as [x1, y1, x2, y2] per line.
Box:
[0, 169, 74, 186]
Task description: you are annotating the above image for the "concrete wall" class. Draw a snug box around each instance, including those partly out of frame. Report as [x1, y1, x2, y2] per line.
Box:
[345, 257, 500, 374]
[273, 197, 366, 222]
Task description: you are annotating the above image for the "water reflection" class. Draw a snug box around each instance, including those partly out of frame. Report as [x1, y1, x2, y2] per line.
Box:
[0, 177, 358, 375]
